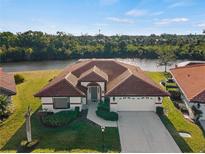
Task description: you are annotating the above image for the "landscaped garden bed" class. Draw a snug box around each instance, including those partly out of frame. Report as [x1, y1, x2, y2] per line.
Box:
[96, 100, 118, 121]
[41, 110, 79, 127]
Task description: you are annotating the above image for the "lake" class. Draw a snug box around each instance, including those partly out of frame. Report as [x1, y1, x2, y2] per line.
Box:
[0, 58, 185, 72]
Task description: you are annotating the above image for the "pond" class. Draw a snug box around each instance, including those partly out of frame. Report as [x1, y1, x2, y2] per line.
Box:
[0, 58, 186, 72]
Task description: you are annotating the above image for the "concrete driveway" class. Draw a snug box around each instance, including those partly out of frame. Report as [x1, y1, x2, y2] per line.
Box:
[118, 112, 181, 153]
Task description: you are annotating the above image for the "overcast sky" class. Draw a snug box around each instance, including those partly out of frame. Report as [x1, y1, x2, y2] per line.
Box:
[1, 0, 205, 35]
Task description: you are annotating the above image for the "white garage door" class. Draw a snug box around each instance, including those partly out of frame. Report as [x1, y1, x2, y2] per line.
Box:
[117, 99, 156, 111]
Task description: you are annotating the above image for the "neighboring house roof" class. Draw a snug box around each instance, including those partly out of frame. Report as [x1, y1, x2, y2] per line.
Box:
[176, 61, 205, 67]
[170, 64, 205, 103]
[0, 68, 16, 96]
[35, 59, 169, 97]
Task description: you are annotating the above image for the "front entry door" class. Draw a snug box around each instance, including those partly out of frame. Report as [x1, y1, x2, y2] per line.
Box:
[91, 86, 97, 102]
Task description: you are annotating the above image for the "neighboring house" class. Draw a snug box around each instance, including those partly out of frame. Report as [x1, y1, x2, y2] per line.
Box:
[0, 68, 16, 101]
[176, 61, 205, 68]
[170, 64, 205, 121]
[35, 59, 169, 113]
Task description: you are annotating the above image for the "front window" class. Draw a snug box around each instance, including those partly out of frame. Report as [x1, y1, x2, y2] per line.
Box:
[53, 97, 70, 109]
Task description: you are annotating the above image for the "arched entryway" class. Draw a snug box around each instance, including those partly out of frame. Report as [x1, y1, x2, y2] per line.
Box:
[87, 82, 101, 103]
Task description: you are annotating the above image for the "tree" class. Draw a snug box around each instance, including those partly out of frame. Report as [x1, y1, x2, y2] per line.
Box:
[0, 95, 10, 119]
[158, 46, 176, 72]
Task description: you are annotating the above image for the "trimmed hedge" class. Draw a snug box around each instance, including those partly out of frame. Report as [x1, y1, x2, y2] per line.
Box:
[156, 107, 164, 115]
[96, 100, 118, 121]
[96, 110, 118, 121]
[14, 74, 24, 84]
[41, 110, 79, 127]
[168, 90, 181, 100]
[97, 100, 110, 112]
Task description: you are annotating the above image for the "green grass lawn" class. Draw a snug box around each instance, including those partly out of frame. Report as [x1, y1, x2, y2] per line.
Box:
[0, 70, 120, 152]
[147, 72, 205, 153]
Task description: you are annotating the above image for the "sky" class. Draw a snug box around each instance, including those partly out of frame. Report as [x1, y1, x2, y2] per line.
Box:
[0, 0, 205, 35]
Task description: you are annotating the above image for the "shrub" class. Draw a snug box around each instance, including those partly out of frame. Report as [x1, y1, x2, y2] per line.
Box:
[166, 83, 178, 89]
[156, 107, 164, 115]
[0, 95, 10, 120]
[161, 81, 166, 86]
[97, 100, 110, 112]
[14, 74, 24, 84]
[96, 110, 118, 121]
[41, 110, 78, 127]
[167, 78, 174, 83]
[192, 106, 203, 116]
[75, 106, 80, 115]
[168, 90, 181, 100]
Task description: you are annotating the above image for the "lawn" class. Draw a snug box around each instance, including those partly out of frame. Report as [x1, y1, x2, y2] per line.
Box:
[147, 72, 205, 153]
[0, 70, 121, 152]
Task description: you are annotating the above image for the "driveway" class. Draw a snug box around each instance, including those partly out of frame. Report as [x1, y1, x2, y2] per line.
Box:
[118, 112, 181, 153]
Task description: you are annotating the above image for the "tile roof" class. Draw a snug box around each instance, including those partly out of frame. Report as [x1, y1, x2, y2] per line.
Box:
[35, 59, 169, 97]
[0, 68, 16, 95]
[35, 78, 85, 97]
[79, 65, 108, 82]
[170, 64, 205, 103]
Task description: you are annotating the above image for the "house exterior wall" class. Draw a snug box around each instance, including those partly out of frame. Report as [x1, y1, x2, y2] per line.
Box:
[41, 97, 84, 113]
[109, 96, 162, 112]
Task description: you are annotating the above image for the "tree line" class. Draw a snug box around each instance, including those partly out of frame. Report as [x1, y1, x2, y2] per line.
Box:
[0, 30, 205, 63]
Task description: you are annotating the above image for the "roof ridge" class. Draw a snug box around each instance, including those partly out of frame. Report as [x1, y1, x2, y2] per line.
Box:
[106, 70, 132, 95]
[63, 78, 85, 96]
[192, 88, 205, 99]
[170, 63, 205, 70]
[131, 73, 169, 95]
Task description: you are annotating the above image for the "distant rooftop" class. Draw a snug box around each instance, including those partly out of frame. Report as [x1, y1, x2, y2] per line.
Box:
[176, 61, 205, 68]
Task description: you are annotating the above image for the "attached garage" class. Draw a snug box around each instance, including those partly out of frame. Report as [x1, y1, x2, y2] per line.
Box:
[110, 96, 161, 111]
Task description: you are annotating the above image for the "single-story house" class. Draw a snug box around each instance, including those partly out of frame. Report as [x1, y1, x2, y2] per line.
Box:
[170, 64, 205, 120]
[0, 68, 16, 101]
[35, 59, 169, 113]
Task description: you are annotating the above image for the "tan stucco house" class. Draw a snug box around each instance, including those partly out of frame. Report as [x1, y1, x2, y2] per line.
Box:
[35, 59, 169, 113]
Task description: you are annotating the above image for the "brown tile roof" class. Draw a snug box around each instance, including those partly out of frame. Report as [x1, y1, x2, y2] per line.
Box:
[72, 59, 127, 81]
[170, 64, 205, 103]
[0, 68, 16, 95]
[35, 59, 169, 97]
[35, 78, 85, 97]
[79, 65, 108, 82]
[106, 69, 169, 96]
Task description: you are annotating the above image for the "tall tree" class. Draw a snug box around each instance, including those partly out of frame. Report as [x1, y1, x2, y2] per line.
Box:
[158, 46, 176, 72]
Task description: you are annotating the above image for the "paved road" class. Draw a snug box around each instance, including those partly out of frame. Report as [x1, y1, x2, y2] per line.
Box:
[118, 112, 181, 153]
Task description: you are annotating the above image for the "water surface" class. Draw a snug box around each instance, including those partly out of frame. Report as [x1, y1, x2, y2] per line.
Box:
[0, 58, 185, 72]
